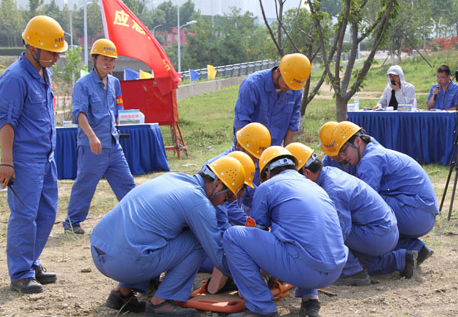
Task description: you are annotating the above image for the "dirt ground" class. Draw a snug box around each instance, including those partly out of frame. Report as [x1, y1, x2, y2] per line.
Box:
[1, 178, 458, 317]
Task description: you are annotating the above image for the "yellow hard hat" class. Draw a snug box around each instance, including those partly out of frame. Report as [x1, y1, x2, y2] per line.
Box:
[208, 156, 246, 196]
[331, 121, 362, 153]
[228, 151, 255, 188]
[279, 53, 311, 90]
[320, 121, 339, 156]
[22, 15, 68, 52]
[90, 39, 118, 59]
[259, 146, 297, 183]
[285, 142, 315, 170]
[236, 122, 271, 159]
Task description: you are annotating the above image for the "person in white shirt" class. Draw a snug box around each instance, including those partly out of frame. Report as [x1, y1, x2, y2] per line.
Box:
[373, 65, 416, 110]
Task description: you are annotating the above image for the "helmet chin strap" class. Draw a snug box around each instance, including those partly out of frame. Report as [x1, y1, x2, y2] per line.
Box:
[208, 179, 230, 201]
[93, 56, 109, 82]
[27, 46, 52, 67]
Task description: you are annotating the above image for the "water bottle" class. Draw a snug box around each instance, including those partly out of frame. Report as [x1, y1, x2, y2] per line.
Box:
[354, 93, 359, 110]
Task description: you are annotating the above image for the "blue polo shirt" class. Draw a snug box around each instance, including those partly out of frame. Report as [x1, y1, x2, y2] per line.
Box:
[72, 70, 119, 148]
[0, 53, 55, 162]
[426, 80, 458, 110]
[233, 67, 302, 146]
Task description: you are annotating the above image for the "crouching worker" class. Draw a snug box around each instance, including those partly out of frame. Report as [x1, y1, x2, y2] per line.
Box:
[223, 146, 348, 317]
[90, 156, 245, 315]
[286, 143, 415, 285]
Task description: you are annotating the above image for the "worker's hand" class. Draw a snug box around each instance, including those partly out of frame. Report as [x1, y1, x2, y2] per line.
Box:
[88, 136, 102, 154]
[0, 164, 15, 189]
[432, 87, 439, 99]
[372, 105, 381, 110]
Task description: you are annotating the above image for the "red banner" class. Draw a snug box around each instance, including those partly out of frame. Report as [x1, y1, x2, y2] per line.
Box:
[100, 0, 180, 95]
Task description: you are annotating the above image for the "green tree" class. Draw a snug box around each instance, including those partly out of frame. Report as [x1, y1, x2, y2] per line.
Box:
[54, 46, 85, 84]
[183, 7, 274, 70]
[312, 0, 400, 121]
[321, 0, 342, 17]
[0, 0, 24, 46]
[72, 2, 103, 47]
[27, 0, 44, 20]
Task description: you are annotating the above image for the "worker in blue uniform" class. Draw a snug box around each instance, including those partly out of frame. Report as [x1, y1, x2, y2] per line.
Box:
[198, 123, 270, 293]
[223, 146, 348, 317]
[0, 15, 68, 294]
[287, 143, 419, 285]
[199, 122, 271, 234]
[63, 39, 135, 234]
[331, 121, 437, 269]
[90, 156, 245, 315]
[319, 121, 357, 176]
[233, 53, 311, 146]
[320, 121, 379, 176]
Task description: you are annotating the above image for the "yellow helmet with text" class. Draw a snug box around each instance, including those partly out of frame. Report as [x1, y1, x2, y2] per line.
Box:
[228, 151, 255, 188]
[22, 15, 68, 52]
[279, 53, 311, 90]
[320, 121, 339, 156]
[259, 146, 297, 183]
[208, 156, 245, 196]
[236, 122, 271, 159]
[331, 121, 362, 153]
[285, 142, 315, 170]
[90, 39, 118, 59]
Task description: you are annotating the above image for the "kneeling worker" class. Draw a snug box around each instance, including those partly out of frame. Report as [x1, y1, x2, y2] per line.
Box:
[223, 146, 348, 317]
[90, 156, 245, 315]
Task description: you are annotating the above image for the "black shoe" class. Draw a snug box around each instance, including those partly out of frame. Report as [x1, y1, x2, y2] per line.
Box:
[300, 299, 320, 317]
[35, 266, 57, 284]
[227, 311, 279, 317]
[105, 290, 146, 313]
[417, 244, 434, 266]
[333, 269, 371, 286]
[10, 278, 43, 294]
[145, 300, 198, 317]
[400, 250, 418, 279]
[65, 225, 85, 234]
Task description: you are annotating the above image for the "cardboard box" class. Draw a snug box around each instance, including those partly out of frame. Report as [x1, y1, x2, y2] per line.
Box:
[119, 109, 145, 124]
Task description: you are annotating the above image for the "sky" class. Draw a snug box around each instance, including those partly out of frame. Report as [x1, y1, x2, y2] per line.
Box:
[15, 0, 304, 20]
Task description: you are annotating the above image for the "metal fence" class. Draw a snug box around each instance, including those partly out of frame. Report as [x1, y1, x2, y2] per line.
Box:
[180, 59, 280, 81]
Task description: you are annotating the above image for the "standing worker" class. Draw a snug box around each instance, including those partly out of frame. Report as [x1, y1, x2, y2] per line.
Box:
[233, 53, 311, 146]
[63, 39, 135, 234]
[0, 15, 67, 293]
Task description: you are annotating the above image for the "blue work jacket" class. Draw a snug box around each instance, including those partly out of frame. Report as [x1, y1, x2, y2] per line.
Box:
[251, 169, 347, 272]
[0, 53, 55, 162]
[90, 172, 230, 276]
[72, 70, 119, 148]
[233, 67, 302, 146]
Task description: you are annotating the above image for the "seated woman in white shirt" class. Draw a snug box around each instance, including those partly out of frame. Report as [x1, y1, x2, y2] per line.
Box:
[373, 65, 416, 110]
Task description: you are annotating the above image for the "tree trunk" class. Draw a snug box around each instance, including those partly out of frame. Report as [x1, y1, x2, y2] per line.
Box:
[336, 94, 347, 122]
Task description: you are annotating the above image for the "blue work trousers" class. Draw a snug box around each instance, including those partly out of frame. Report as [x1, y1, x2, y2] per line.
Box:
[64, 143, 135, 229]
[7, 161, 58, 282]
[344, 224, 399, 276]
[385, 196, 436, 252]
[91, 230, 206, 301]
[223, 226, 342, 315]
